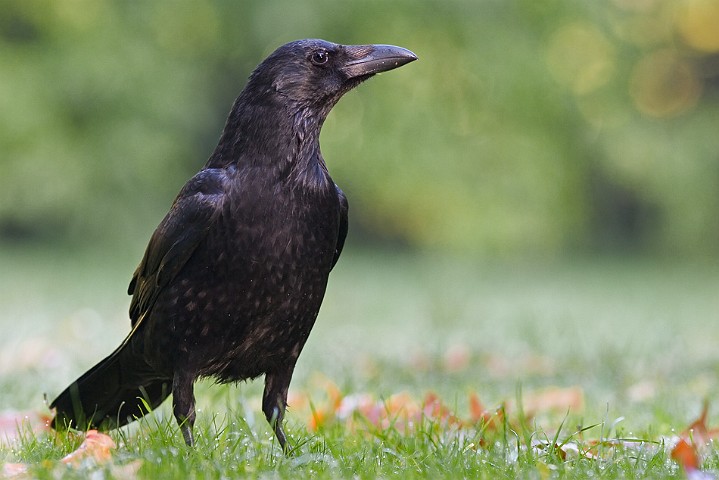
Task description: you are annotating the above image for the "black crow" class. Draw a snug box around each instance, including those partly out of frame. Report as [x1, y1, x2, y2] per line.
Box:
[50, 39, 416, 450]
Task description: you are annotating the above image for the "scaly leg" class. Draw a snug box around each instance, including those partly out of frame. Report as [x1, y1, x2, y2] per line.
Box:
[172, 370, 196, 447]
[262, 366, 294, 452]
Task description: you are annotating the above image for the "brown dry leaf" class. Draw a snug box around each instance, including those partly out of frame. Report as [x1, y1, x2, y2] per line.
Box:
[61, 430, 115, 467]
[0, 411, 51, 446]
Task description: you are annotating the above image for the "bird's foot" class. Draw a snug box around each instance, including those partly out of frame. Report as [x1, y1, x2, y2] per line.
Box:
[180, 424, 195, 447]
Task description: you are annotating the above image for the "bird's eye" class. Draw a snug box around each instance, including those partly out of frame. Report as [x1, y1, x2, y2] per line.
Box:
[310, 50, 330, 66]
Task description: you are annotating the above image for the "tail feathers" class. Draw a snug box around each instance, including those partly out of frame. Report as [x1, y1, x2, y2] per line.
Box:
[50, 344, 171, 431]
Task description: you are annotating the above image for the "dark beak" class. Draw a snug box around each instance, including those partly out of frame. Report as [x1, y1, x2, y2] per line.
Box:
[341, 44, 417, 79]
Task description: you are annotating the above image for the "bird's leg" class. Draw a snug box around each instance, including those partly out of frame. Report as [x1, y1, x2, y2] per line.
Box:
[262, 367, 294, 453]
[172, 370, 196, 447]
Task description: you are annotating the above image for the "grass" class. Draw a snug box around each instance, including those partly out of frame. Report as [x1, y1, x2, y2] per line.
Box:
[1, 243, 719, 478]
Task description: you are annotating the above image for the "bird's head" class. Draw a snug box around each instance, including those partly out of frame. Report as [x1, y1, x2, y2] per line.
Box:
[247, 39, 417, 111]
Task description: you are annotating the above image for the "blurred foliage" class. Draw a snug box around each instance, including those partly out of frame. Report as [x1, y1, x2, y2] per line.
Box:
[1, 0, 719, 256]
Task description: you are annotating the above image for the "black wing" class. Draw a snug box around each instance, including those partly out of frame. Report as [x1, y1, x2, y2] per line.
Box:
[331, 184, 348, 270]
[128, 168, 228, 326]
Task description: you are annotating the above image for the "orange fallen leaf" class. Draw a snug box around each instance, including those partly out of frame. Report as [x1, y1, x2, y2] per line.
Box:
[344, 392, 421, 433]
[306, 376, 345, 431]
[681, 400, 719, 445]
[469, 392, 485, 421]
[380, 392, 419, 427]
[469, 392, 503, 430]
[300, 382, 585, 441]
[2, 431, 137, 477]
[287, 390, 310, 411]
[308, 407, 329, 431]
[423, 392, 462, 427]
[338, 391, 465, 434]
[672, 437, 700, 472]
[61, 430, 115, 467]
[0, 410, 52, 445]
[669, 400, 719, 475]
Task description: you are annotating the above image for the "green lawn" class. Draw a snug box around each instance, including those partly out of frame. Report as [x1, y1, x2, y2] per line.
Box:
[1, 245, 719, 478]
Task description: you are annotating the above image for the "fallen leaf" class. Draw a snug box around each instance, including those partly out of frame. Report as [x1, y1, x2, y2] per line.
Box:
[350, 392, 421, 433]
[308, 407, 328, 432]
[681, 401, 719, 445]
[0, 411, 51, 446]
[287, 390, 310, 411]
[61, 430, 115, 467]
[423, 392, 462, 427]
[469, 392, 502, 430]
[469, 392, 485, 423]
[306, 376, 344, 431]
[669, 401, 719, 475]
[671, 437, 700, 472]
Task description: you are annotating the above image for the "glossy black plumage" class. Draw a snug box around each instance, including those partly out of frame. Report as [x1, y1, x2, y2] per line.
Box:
[50, 39, 416, 450]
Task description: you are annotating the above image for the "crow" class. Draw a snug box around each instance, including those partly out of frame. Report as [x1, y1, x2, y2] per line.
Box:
[50, 39, 416, 450]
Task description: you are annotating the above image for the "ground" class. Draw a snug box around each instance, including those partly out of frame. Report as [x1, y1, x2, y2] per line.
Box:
[1, 245, 719, 478]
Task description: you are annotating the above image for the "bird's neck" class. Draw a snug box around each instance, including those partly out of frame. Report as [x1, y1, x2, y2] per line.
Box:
[206, 97, 330, 186]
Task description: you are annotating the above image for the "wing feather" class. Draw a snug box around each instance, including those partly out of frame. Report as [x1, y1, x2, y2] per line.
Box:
[331, 184, 348, 270]
[128, 168, 227, 326]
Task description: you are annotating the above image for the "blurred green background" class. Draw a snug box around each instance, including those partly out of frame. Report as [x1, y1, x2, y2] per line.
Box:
[2, 0, 719, 257]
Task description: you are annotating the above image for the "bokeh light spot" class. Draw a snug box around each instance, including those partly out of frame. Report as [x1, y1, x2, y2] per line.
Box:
[629, 49, 702, 118]
[545, 22, 616, 95]
[679, 0, 719, 52]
